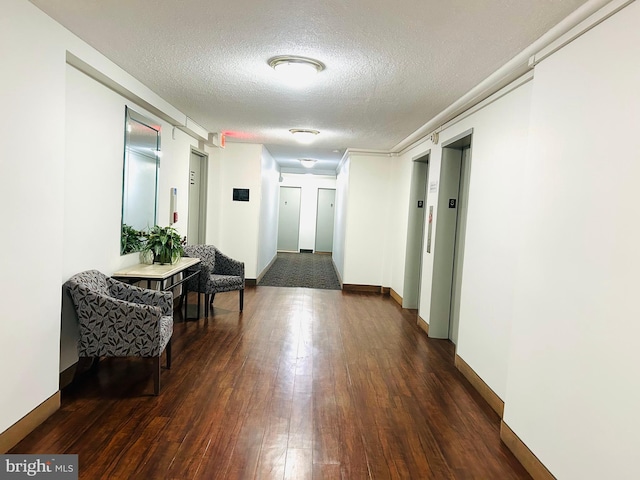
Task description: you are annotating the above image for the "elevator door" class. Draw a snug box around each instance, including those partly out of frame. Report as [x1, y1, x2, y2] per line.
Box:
[315, 188, 335, 253]
[277, 187, 301, 252]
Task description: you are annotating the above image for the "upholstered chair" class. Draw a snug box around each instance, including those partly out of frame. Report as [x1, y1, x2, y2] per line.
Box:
[182, 245, 245, 316]
[64, 270, 173, 395]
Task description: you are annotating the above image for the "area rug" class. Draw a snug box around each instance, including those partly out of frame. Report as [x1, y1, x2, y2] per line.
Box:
[259, 252, 341, 290]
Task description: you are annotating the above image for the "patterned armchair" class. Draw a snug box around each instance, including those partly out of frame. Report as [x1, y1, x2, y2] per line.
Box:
[64, 270, 173, 395]
[183, 245, 245, 316]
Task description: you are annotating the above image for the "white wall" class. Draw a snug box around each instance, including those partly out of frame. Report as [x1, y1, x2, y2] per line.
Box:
[205, 147, 223, 246]
[257, 147, 280, 277]
[389, 80, 533, 399]
[0, 0, 66, 434]
[504, 3, 640, 478]
[279, 173, 337, 251]
[341, 154, 392, 285]
[1, 0, 216, 435]
[216, 143, 263, 278]
[333, 157, 350, 282]
[60, 65, 199, 371]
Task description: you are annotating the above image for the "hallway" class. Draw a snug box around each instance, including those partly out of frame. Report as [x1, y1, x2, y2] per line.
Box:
[13, 287, 528, 479]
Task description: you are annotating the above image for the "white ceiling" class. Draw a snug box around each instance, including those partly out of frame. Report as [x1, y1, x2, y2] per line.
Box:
[30, 0, 588, 174]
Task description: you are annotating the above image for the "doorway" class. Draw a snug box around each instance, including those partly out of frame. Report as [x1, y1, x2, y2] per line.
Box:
[187, 149, 208, 245]
[429, 131, 472, 343]
[403, 153, 429, 309]
[315, 188, 336, 253]
[277, 186, 301, 252]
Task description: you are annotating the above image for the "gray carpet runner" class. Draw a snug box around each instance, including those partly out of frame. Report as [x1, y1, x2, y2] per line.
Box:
[259, 252, 341, 290]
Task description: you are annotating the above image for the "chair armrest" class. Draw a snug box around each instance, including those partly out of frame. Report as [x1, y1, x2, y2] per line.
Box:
[107, 277, 173, 316]
[214, 250, 245, 279]
[75, 290, 166, 357]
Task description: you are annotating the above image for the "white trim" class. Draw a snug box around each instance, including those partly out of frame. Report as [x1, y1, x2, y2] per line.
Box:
[66, 51, 210, 143]
[391, 0, 615, 154]
[529, 0, 635, 67]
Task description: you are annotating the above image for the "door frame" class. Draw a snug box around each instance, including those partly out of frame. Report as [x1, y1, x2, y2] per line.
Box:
[187, 147, 208, 245]
[428, 129, 473, 341]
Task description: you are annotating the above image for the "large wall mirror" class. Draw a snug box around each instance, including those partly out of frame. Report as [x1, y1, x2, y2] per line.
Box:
[120, 107, 160, 254]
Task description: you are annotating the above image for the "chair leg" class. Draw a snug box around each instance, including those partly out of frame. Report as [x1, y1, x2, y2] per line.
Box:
[166, 340, 172, 369]
[76, 356, 93, 377]
[204, 294, 210, 317]
[240, 289, 244, 312]
[153, 356, 161, 396]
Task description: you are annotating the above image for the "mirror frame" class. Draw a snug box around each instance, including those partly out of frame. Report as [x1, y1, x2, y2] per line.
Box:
[120, 107, 161, 254]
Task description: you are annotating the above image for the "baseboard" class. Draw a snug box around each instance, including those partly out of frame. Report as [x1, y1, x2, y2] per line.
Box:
[331, 259, 343, 288]
[342, 284, 384, 294]
[257, 254, 278, 283]
[500, 421, 555, 480]
[59, 363, 76, 390]
[417, 315, 429, 335]
[390, 288, 402, 305]
[454, 354, 504, 417]
[0, 392, 60, 453]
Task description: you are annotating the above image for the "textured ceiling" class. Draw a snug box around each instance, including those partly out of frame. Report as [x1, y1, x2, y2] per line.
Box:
[30, 0, 588, 173]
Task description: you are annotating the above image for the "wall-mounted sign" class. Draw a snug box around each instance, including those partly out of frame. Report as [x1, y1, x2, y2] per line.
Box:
[417, 200, 424, 208]
[449, 199, 457, 208]
[233, 188, 250, 202]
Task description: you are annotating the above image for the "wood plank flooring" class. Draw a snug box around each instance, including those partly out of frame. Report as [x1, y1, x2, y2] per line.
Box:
[12, 287, 530, 479]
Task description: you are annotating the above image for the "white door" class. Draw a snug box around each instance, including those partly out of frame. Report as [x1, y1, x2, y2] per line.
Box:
[315, 188, 336, 253]
[277, 187, 301, 252]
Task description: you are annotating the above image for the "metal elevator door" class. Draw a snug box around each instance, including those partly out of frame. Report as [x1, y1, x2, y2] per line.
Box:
[187, 151, 206, 244]
[315, 188, 335, 253]
[277, 186, 301, 252]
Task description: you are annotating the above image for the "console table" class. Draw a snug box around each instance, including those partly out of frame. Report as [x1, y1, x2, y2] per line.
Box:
[112, 257, 201, 320]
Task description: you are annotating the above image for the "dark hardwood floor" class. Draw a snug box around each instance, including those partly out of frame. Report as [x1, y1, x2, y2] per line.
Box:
[12, 287, 530, 479]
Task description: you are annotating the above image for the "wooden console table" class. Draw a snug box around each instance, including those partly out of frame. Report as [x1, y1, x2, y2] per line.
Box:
[112, 257, 201, 320]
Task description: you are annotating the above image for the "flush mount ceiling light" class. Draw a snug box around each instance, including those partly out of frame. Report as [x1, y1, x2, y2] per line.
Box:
[269, 55, 325, 86]
[299, 158, 317, 169]
[289, 128, 320, 144]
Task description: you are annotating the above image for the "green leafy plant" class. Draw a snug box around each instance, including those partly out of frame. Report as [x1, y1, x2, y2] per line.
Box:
[121, 224, 145, 254]
[141, 225, 186, 264]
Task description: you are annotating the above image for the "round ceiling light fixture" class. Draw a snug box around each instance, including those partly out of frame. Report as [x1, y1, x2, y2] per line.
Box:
[299, 158, 317, 169]
[289, 128, 320, 144]
[269, 55, 325, 86]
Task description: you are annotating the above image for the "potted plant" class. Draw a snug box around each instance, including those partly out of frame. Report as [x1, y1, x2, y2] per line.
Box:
[141, 225, 186, 265]
[121, 224, 145, 254]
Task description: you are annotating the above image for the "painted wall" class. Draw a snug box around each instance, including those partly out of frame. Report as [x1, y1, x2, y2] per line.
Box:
[279, 173, 337, 251]
[333, 157, 350, 282]
[341, 154, 392, 286]
[390, 80, 533, 399]
[205, 147, 223, 247]
[216, 143, 263, 278]
[0, 0, 66, 434]
[257, 147, 280, 277]
[1, 0, 214, 434]
[60, 64, 199, 371]
[504, 3, 640, 478]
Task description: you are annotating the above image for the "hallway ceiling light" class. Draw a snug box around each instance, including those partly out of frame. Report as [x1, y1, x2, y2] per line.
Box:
[289, 128, 320, 144]
[269, 55, 325, 86]
[299, 158, 317, 168]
